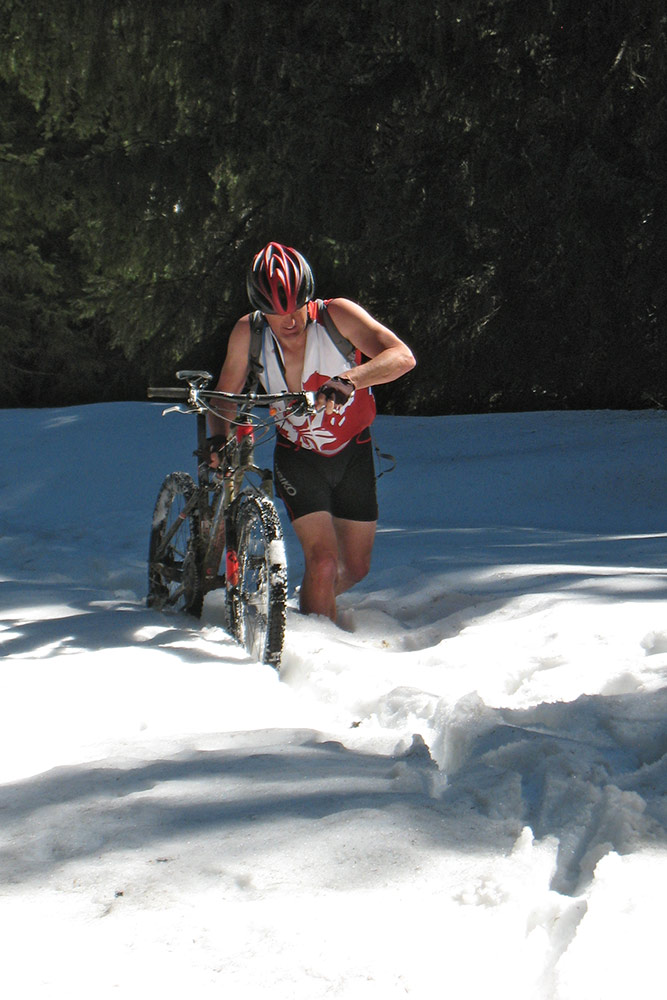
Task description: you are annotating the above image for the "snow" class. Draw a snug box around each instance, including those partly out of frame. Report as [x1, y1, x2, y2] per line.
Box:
[1, 402, 666, 998]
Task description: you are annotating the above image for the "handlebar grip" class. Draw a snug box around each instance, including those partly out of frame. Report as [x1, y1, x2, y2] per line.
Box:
[147, 387, 189, 400]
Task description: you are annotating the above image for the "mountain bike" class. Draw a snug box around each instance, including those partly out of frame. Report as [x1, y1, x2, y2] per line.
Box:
[146, 370, 315, 667]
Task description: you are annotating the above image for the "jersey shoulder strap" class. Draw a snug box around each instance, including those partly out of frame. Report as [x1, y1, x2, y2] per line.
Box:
[247, 310, 265, 391]
[314, 298, 357, 364]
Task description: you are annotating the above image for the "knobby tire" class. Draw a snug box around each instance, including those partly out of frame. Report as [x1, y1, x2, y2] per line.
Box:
[147, 472, 204, 617]
[231, 493, 287, 667]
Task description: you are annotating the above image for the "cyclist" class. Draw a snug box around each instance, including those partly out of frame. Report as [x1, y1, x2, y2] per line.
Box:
[207, 241, 416, 622]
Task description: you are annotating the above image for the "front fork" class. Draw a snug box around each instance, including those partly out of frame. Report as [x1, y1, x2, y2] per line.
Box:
[194, 412, 255, 598]
[223, 418, 254, 594]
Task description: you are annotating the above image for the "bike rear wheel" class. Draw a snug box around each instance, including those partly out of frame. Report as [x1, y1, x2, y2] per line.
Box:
[230, 494, 287, 667]
[147, 472, 204, 617]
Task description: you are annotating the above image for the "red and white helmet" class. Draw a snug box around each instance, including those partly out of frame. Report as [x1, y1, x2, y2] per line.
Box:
[246, 242, 315, 314]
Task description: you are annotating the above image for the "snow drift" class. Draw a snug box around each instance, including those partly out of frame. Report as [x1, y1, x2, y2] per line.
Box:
[0, 403, 665, 998]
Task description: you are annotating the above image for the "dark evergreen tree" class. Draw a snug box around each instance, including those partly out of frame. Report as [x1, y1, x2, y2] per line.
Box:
[0, 1, 665, 409]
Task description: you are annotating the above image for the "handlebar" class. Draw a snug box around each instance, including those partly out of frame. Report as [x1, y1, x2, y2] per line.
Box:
[147, 369, 318, 431]
[147, 370, 317, 431]
[147, 387, 192, 401]
[147, 386, 315, 408]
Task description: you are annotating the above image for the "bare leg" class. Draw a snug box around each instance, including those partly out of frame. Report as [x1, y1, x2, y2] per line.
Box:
[333, 516, 376, 595]
[292, 512, 376, 620]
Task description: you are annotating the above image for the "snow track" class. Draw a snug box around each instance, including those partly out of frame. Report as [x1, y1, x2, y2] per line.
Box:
[0, 404, 665, 998]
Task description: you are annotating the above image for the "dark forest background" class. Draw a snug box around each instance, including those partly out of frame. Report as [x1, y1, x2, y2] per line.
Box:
[1, 1, 665, 414]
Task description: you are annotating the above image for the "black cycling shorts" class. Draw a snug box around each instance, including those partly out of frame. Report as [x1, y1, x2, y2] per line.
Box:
[273, 430, 379, 523]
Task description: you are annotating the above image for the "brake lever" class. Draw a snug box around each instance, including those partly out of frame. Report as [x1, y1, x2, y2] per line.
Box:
[161, 405, 197, 417]
[287, 392, 317, 417]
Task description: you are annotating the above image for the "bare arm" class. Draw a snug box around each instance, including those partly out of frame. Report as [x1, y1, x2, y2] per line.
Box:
[207, 316, 252, 438]
[325, 298, 416, 390]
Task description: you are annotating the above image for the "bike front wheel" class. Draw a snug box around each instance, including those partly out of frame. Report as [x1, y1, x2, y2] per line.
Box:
[230, 494, 287, 667]
[147, 472, 204, 617]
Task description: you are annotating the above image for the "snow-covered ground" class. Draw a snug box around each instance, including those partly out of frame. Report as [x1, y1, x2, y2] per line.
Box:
[1, 402, 665, 998]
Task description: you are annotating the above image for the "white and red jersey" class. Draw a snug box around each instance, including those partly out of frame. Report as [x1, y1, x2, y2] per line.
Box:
[256, 300, 376, 455]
